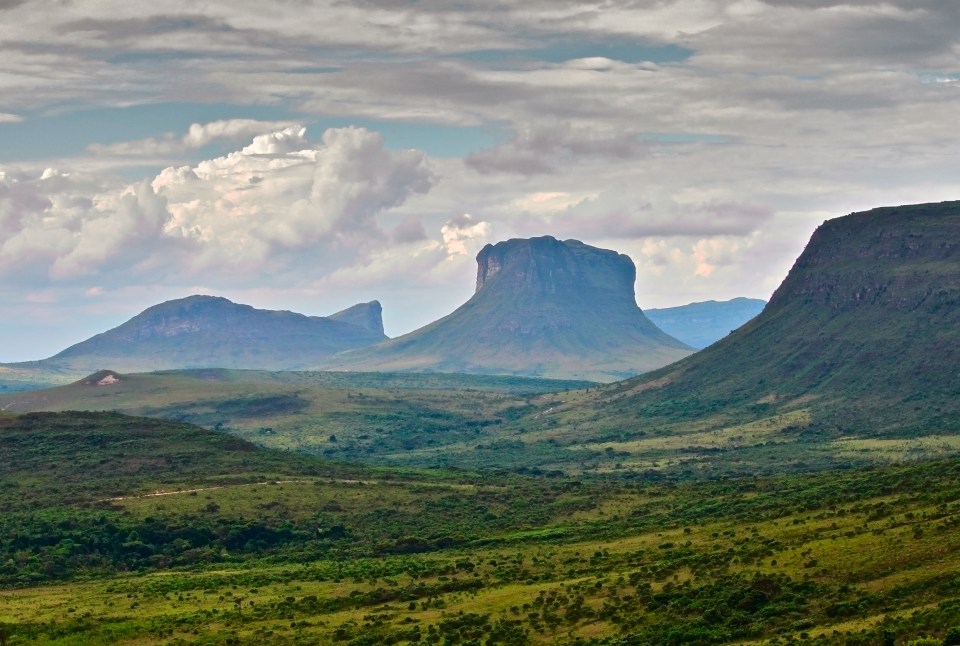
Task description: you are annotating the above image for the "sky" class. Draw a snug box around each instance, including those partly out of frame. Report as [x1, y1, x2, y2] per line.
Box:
[0, 1, 958, 361]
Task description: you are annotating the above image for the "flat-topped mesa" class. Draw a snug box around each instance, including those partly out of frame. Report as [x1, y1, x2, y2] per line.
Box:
[475, 236, 636, 297]
[323, 236, 693, 382]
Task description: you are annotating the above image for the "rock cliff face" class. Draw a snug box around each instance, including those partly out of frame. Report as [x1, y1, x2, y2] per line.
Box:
[323, 236, 693, 382]
[474, 236, 635, 295]
[38, 295, 387, 373]
[766, 206, 960, 313]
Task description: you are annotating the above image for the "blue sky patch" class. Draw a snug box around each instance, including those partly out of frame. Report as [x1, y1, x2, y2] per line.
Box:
[0, 102, 299, 162]
[0, 102, 501, 168]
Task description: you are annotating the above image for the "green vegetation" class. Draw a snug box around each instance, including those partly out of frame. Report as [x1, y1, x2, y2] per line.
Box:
[5, 411, 960, 644]
[506, 201, 960, 476]
[0, 363, 80, 392]
[3, 357, 960, 479]
[0, 369, 598, 471]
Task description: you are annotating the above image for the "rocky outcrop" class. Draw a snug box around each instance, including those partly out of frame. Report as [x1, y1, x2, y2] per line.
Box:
[328, 301, 385, 336]
[475, 236, 636, 296]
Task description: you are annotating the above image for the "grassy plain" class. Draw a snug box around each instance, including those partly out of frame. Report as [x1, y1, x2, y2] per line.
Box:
[0, 369, 594, 468]
[4, 411, 960, 644]
[3, 368, 960, 480]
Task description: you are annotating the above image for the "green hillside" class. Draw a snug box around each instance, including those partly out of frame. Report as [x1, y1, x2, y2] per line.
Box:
[510, 201, 960, 476]
[0, 363, 76, 393]
[5, 411, 960, 644]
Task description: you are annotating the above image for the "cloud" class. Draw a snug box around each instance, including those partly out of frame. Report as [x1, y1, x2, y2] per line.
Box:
[1, 126, 436, 288]
[689, 2, 960, 71]
[466, 122, 650, 175]
[2, 0, 960, 357]
[0, 172, 51, 238]
[49, 179, 181, 279]
[505, 192, 775, 240]
[149, 125, 434, 267]
[441, 214, 491, 256]
[504, 191, 596, 215]
[87, 119, 301, 157]
[392, 216, 428, 243]
[239, 125, 311, 155]
[303, 127, 434, 240]
[0, 168, 130, 280]
[692, 237, 743, 278]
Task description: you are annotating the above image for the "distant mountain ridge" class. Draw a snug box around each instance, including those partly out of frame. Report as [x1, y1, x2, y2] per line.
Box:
[645, 297, 766, 348]
[323, 236, 693, 381]
[25, 295, 388, 374]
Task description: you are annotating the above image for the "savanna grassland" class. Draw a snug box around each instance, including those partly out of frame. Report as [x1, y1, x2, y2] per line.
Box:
[4, 411, 960, 645]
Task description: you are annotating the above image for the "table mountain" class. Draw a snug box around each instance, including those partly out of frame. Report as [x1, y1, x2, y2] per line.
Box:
[645, 297, 766, 349]
[27, 295, 388, 374]
[323, 236, 693, 381]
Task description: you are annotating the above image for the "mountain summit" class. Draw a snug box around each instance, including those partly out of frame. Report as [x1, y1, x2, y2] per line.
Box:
[37, 295, 388, 373]
[323, 236, 693, 381]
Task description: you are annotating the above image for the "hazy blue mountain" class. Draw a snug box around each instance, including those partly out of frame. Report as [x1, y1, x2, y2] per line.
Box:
[645, 297, 767, 348]
[323, 236, 693, 382]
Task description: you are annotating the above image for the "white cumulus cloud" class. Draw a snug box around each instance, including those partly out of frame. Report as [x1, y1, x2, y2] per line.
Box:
[185, 120, 302, 149]
[1, 126, 437, 288]
[441, 213, 491, 256]
[155, 125, 434, 268]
